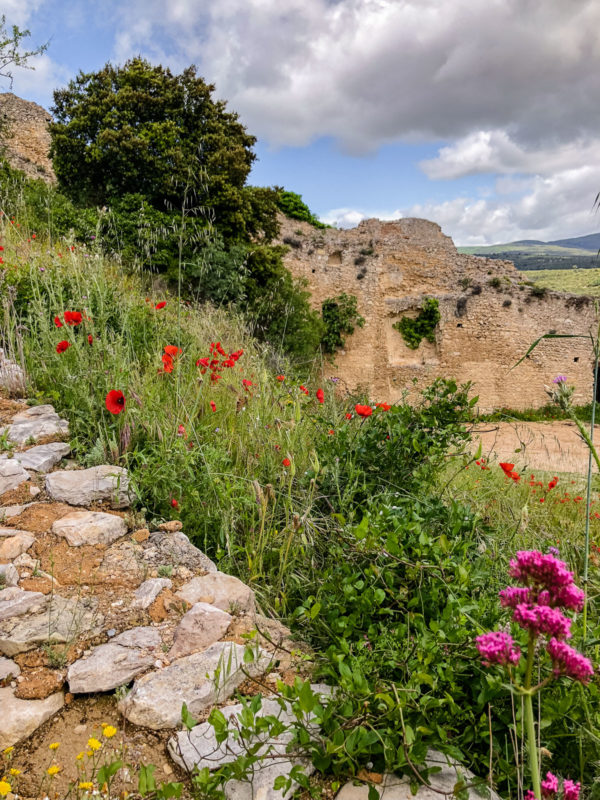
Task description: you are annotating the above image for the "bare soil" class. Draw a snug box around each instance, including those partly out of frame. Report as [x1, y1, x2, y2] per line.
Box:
[472, 420, 600, 474]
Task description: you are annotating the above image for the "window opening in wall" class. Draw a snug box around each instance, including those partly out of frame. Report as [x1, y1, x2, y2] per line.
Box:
[574, 357, 580, 362]
[456, 323, 463, 328]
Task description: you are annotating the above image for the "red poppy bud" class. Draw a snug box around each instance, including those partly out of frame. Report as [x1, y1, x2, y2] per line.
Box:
[171, 498, 179, 508]
[155, 301, 167, 309]
[276, 375, 285, 382]
[316, 388, 324, 404]
[210, 401, 216, 412]
[88, 334, 93, 345]
[282, 457, 291, 467]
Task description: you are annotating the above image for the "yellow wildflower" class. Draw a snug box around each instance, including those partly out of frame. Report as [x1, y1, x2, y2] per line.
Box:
[1, 748, 13, 756]
[49, 742, 60, 751]
[9, 768, 21, 776]
[76, 752, 85, 760]
[86, 750, 93, 757]
[0, 781, 11, 796]
[87, 738, 101, 751]
[102, 726, 117, 739]
[79, 782, 93, 791]
[47, 765, 61, 776]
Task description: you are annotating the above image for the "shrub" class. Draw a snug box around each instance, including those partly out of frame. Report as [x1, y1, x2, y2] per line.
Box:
[320, 293, 364, 354]
[488, 276, 502, 289]
[393, 297, 441, 349]
[274, 188, 327, 229]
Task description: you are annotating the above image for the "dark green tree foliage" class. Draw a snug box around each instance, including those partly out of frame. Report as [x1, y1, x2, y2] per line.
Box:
[274, 188, 327, 229]
[50, 59, 259, 240]
[321, 293, 365, 353]
[48, 58, 322, 359]
[393, 297, 441, 349]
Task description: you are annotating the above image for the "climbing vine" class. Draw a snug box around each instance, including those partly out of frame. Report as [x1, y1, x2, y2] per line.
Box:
[393, 297, 441, 349]
[321, 293, 365, 354]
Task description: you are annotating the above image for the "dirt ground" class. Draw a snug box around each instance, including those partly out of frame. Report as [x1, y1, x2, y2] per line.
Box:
[472, 420, 600, 474]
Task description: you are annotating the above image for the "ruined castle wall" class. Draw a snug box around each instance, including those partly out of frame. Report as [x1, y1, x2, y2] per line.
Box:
[0, 93, 55, 182]
[279, 216, 597, 412]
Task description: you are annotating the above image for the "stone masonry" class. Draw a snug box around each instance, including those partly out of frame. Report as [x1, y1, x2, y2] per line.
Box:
[279, 215, 598, 412]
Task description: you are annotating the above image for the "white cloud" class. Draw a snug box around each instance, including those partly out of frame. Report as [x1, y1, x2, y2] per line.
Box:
[8, 52, 71, 104]
[107, 0, 600, 152]
[322, 161, 600, 246]
[1, 0, 45, 28]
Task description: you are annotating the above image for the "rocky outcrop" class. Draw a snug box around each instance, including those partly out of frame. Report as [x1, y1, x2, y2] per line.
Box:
[45, 465, 131, 507]
[0, 93, 55, 182]
[279, 215, 598, 412]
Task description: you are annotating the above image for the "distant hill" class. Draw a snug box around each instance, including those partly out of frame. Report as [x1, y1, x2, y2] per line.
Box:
[457, 232, 600, 270]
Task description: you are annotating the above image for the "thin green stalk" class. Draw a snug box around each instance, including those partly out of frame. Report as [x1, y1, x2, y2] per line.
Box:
[523, 633, 541, 800]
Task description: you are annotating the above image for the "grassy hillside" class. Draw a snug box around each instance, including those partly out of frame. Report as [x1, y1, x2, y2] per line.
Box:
[458, 234, 599, 270]
[523, 266, 600, 295]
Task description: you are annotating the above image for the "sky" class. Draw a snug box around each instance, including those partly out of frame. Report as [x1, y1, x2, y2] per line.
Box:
[3, 0, 600, 246]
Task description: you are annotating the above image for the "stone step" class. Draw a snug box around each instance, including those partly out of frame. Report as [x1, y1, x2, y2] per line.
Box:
[46, 465, 131, 508]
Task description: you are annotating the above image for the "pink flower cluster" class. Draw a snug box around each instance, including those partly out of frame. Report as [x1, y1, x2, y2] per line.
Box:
[546, 638, 594, 684]
[475, 631, 521, 667]
[531, 772, 581, 800]
[478, 550, 593, 683]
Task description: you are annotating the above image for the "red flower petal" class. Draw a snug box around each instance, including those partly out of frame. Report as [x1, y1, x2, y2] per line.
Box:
[155, 301, 167, 309]
[105, 390, 126, 415]
[56, 340, 71, 354]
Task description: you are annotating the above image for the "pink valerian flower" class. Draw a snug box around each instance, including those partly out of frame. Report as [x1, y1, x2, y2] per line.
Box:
[476, 631, 521, 667]
[546, 638, 594, 683]
[512, 604, 572, 640]
[541, 772, 559, 798]
[509, 551, 575, 592]
[525, 792, 536, 800]
[552, 375, 567, 384]
[499, 586, 532, 608]
[550, 584, 585, 612]
[562, 780, 581, 800]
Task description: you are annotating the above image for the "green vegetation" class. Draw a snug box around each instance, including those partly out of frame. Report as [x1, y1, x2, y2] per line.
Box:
[274, 188, 327, 229]
[320, 293, 364, 354]
[458, 238, 599, 271]
[523, 267, 600, 296]
[393, 297, 440, 349]
[3, 57, 600, 800]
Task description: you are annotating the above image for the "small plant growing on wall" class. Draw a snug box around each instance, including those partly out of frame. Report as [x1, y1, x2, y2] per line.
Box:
[393, 297, 441, 349]
[321, 293, 365, 353]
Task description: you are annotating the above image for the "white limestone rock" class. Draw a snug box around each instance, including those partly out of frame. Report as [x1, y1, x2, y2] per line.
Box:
[46, 465, 131, 508]
[118, 641, 271, 730]
[15, 442, 71, 472]
[0, 459, 29, 496]
[168, 695, 323, 800]
[133, 578, 172, 610]
[335, 751, 501, 800]
[0, 353, 26, 395]
[0, 563, 19, 587]
[168, 602, 231, 660]
[0, 587, 47, 621]
[141, 531, 217, 574]
[51, 511, 127, 547]
[175, 572, 255, 615]
[0, 687, 64, 749]
[0, 594, 103, 656]
[68, 626, 161, 693]
[0, 529, 35, 561]
[0, 503, 32, 522]
[0, 655, 20, 680]
[2, 405, 68, 444]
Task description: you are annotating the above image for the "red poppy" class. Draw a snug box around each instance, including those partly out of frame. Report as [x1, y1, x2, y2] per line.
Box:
[56, 340, 71, 354]
[177, 425, 186, 437]
[375, 403, 391, 411]
[210, 373, 221, 382]
[299, 385, 309, 395]
[54, 316, 63, 328]
[316, 388, 325, 404]
[196, 357, 210, 368]
[161, 354, 174, 373]
[222, 359, 235, 368]
[210, 401, 216, 412]
[276, 375, 285, 382]
[230, 349, 244, 361]
[64, 310, 82, 326]
[345, 412, 352, 419]
[242, 379, 253, 391]
[164, 345, 181, 358]
[105, 390, 126, 415]
[155, 301, 167, 309]
[328, 429, 335, 435]
[548, 477, 558, 490]
[171, 498, 179, 508]
[282, 457, 291, 467]
[88, 334, 93, 345]
[355, 404, 373, 417]
[499, 462, 515, 477]
[0, 246, 3, 251]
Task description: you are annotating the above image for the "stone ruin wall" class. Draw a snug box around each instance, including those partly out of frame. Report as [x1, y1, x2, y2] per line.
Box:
[278, 215, 597, 412]
[0, 93, 55, 182]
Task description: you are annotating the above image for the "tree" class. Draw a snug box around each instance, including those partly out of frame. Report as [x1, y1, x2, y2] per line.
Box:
[0, 15, 48, 89]
[50, 58, 268, 243]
